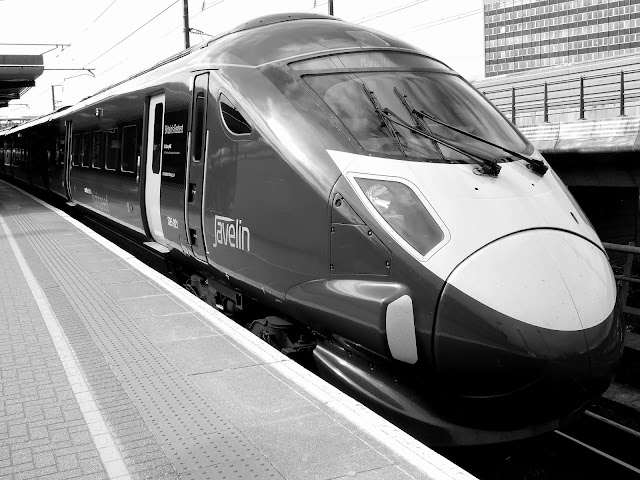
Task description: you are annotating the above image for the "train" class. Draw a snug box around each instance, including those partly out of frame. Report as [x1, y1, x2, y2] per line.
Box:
[0, 13, 624, 446]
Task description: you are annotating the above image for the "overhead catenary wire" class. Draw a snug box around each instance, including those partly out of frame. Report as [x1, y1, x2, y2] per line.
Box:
[353, 0, 432, 25]
[84, 0, 180, 67]
[84, 0, 120, 31]
[402, 8, 483, 34]
[94, 1, 217, 74]
[158, 0, 224, 41]
[18, 0, 179, 106]
[199, 0, 224, 14]
[55, 0, 121, 59]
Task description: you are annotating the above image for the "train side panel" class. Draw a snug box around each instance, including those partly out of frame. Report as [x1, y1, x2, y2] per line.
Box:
[67, 94, 146, 235]
[197, 68, 346, 301]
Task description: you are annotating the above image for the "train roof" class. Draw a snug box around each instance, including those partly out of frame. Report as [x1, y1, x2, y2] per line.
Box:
[79, 13, 426, 103]
[201, 13, 423, 66]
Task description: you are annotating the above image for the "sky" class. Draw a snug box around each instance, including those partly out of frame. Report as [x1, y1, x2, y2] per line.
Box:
[0, 0, 484, 118]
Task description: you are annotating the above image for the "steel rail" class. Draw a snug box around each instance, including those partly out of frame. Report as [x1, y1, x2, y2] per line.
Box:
[554, 430, 640, 475]
[584, 410, 640, 439]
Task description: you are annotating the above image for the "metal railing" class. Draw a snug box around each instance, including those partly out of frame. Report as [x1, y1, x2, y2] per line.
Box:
[481, 67, 640, 125]
[603, 242, 640, 321]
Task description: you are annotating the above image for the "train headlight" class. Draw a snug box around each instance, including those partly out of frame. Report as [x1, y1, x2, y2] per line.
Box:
[364, 183, 392, 212]
[356, 178, 444, 256]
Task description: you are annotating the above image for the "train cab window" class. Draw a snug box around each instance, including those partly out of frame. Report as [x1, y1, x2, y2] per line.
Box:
[72, 135, 81, 166]
[105, 129, 119, 171]
[92, 131, 104, 169]
[81, 133, 91, 167]
[289, 51, 450, 71]
[121, 125, 137, 173]
[219, 94, 251, 136]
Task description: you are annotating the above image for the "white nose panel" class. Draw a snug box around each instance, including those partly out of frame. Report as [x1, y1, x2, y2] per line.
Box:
[446, 230, 615, 332]
[537, 229, 617, 330]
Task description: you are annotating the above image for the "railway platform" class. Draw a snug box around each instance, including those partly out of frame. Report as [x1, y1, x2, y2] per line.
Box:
[0, 179, 474, 480]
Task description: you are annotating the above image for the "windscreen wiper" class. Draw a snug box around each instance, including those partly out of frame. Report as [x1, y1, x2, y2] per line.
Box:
[394, 88, 548, 177]
[361, 83, 501, 177]
[361, 83, 407, 157]
[393, 87, 445, 161]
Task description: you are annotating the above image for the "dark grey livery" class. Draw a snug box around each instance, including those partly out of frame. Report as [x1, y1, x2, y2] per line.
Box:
[0, 13, 623, 446]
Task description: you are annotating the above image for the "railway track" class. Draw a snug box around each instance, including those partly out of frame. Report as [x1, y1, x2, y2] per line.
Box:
[439, 408, 640, 479]
[554, 410, 640, 478]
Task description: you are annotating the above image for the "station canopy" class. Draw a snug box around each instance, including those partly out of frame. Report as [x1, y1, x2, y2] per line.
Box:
[0, 54, 44, 109]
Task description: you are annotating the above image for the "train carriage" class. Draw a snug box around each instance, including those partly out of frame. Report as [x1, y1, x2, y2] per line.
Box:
[0, 13, 624, 446]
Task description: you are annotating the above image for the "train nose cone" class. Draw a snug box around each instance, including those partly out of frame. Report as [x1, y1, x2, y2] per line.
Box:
[434, 229, 621, 399]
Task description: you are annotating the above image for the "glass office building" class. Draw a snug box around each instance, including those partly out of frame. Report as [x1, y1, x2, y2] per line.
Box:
[484, 0, 640, 77]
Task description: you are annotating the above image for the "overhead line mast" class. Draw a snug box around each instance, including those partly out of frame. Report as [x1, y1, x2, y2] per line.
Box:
[183, 0, 191, 49]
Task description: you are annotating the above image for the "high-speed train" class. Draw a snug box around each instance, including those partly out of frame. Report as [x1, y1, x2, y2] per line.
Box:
[0, 13, 623, 446]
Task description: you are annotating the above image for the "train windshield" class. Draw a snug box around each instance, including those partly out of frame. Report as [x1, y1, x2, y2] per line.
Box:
[303, 71, 531, 162]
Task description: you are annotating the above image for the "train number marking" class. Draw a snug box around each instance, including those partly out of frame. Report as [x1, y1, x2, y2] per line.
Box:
[167, 216, 179, 229]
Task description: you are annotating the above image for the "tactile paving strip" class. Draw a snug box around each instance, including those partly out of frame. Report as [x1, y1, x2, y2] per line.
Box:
[0, 199, 178, 480]
[1, 187, 284, 479]
[122, 372, 232, 443]
[165, 430, 274, 474]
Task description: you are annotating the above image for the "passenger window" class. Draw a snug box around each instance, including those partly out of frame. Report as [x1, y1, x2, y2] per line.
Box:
[72, 135, 81, 166]
[121, 125, 137, 173]
[152, 103, 163, 174]
[82, 133, 91, 167]
[220, 94, 251, 136]
[105, 129, 119, 171]
[92, 131, 104, 169]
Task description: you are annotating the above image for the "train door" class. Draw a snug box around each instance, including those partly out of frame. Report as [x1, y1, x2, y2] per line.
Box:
[184, 73, 210, 263]
[64, 120, 73, 200]
[144, 93, 168, 244]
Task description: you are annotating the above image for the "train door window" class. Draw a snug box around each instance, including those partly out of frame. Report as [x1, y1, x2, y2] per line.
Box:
[105, 128, 119, 171]
[193, 90, 206, 162]
[92, 131, 104, 169]
[23, 139, 28, 168]
[2, 141, 7, 166]
[219, 94, 252, 136]
[152, 102, 163, 174]
[121, 125, 137, 173]
[56, 137, 65, 165]
[72, 134, 81, 166]
[81, 133, 91, 167]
